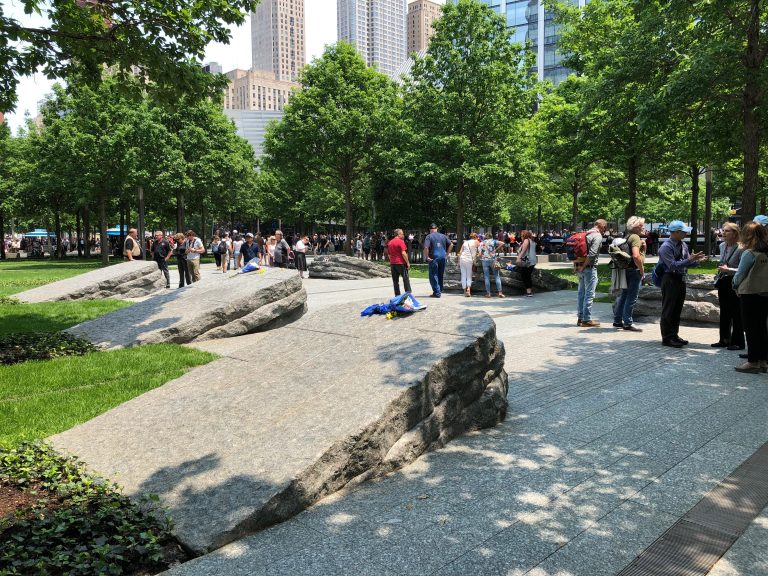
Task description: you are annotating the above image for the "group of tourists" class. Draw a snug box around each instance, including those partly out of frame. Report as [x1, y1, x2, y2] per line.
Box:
[573, 215, 768, 375]
[208, 230, 310, 278]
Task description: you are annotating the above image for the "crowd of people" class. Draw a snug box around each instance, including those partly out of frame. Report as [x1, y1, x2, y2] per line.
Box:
[573, 215, 768, 376]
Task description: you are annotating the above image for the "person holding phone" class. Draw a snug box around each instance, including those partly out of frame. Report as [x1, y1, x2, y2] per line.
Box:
[658, 220, 707, 348]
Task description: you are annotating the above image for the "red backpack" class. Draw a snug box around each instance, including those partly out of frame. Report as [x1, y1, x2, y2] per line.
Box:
[565, 232, 590, 261]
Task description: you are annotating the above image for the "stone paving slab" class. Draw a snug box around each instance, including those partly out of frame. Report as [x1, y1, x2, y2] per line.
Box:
[162, 287, 768, 576]
[14, 260, 165, 302]
[52, 300, 507, 555]
[66, 267, 306, 348]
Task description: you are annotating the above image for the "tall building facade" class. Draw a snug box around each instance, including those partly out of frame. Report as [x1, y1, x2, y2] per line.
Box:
[223, 69, 296, 112]
[407, 0, 442, 53]
[337, 0, 408, 79]
[251, 0, 306, 82]
[473, 0, 587, 85]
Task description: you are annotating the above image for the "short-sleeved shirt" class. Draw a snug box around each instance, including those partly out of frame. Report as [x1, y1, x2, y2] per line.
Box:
[185, 237, 203, 261]
[424, 232, 449, 259]
[241, 241, 261, 262]
[152, 239, 172, 260]
[388, 237, 408, 265]
[626, 233, 646, 267]
[232, 240, 243, 253]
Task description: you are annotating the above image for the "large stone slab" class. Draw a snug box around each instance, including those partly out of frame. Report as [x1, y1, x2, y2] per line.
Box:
[66, 268, 307, 348]
[51, 302, 507, 555]
[632, 274, 719, 324]
[444, 259, 575, 294]
[15, 260, 166, 302]
[309, 254, 391, 279]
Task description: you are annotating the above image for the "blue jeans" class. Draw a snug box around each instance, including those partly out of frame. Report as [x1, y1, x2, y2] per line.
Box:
[577, 266, 598, 321]
[428, 257, 446, 296]
[614, 268, 642, 326]
[482, 259, 502, 295]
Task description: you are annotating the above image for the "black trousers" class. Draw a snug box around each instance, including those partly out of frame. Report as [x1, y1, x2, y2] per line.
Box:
[717, 281, 744, 347]
[154, 257, 170, 287]
[660, 274, 685, 341]
[741, 294, 768, 362]
[213, 252, 221, 267]
[519, 265, 534, 289]
[391, 264, 412, 296]
[176, 256, 192, 287]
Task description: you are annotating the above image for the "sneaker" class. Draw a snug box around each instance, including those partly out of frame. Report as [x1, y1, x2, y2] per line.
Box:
[581, 320, 601, 328]
[727, 344, 745, 351]
[735, 362, 763, 374]
[662, 339, 684, 348]
[739, 353, 749, 359]
[577, 319, 583, 327]
[525, 293, 533, 298]
[623, 325, 643, 332]
[673, 337, 689, 345]
[612, 322, 623, 328]
[710, 341, 729, 348]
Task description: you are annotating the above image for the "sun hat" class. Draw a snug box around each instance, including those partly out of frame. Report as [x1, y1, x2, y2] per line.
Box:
[754, 215, 768, 226]
[667, 220, 692, 233]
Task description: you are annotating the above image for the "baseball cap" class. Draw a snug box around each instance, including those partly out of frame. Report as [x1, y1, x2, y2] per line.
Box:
[754, 215, 768, 226]
[430, 223, 437, 229]
[667, 220, 692, 233]
[245, 232, 254, 238]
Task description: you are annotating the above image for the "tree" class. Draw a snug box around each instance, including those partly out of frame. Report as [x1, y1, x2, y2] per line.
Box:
[0, 0, 259, 113]
[533, 76, 615, 230]
[262, 42, 398, 254]
[404, 0, 537, 241]
[0, 121, 28, 259]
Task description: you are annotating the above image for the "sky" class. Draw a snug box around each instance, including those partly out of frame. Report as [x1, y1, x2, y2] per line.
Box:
[4, 0, 342, 132]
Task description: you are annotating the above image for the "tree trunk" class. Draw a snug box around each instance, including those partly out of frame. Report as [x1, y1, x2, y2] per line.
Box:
[83, 207, 91, 258]
[137, 186, 146, 260]
[76, 209, 82, 257]
[343, 170, 354, 256]
[119, 203, 126, 258]
[54, 207, 63, 259]
[176, 190, 185, 232]
[99, 192, 109, 266]
[741, 0, 763, 223]
[571, 179, 579, 231]
[625, 156, 638, 219]
[201, 206, 207, 246]
[689, 165, 700, 253]
[456, 179, 465, 251]
[537, 204, 542, 236]
[0, 207, 5, 260]
[704, 167, 713, 256]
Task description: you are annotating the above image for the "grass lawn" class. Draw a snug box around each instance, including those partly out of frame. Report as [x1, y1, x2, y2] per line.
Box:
[0, 344, 216, 447]
[0, 299, 131, 335]
[0, 258, 112, 297]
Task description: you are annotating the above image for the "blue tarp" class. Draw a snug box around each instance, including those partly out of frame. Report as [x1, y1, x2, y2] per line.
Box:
[106, 226, 129, 236]
[24, 229, 55, 237]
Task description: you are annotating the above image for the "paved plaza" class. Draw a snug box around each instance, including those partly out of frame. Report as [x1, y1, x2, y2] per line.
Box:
[161, 269, 767, 575]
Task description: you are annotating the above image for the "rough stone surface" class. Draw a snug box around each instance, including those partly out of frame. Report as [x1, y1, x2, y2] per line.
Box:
[632, 274, 719, 323]
[66, 268, 307, 348]
[444, 259, 574, 294]
[15, 260, 166, 302]
[50, 302, 507, 556]
[308, 255, 391, 280]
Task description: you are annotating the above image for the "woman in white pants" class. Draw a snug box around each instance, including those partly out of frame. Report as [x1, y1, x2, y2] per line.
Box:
[459, 232, 480, 297]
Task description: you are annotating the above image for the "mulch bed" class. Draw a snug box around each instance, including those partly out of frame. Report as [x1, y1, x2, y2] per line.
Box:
[0, 482, 39, 519]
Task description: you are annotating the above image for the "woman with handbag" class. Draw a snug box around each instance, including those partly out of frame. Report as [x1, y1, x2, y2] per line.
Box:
[458, 232, 480, 297]
[732, 221, 768, 373]
[712, 222, 743, 349]
[516, 229, 537, 297]
[479, 235, 505, 298]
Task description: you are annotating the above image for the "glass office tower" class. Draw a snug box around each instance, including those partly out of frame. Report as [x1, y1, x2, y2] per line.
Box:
[473, 0, 587, 85]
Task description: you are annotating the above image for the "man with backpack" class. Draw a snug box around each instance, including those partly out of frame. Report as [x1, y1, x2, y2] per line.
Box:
[657, 220, 706, 347]
[612, 216, 646, 332]
[570, 219, 608, 327]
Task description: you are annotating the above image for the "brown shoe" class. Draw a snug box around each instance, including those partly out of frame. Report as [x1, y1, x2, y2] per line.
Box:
[581, 320, 601, 328]
[577, 320, 583, 327]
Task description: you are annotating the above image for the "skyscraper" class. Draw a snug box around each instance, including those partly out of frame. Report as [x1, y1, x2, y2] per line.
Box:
[407, 0, 442, 54]
[463, 0, 587, 85]
[337, 0, 408, 79]
[251, 0, 306, 82]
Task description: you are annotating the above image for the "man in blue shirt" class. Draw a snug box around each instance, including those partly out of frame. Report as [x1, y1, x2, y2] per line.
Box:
[658, 220, 707, 347]
[240, 233, 261, 265]
[423, 224, 453, 298]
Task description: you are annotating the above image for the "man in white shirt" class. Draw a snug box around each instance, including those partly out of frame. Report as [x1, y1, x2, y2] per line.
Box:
[184, 230, 205, 282]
